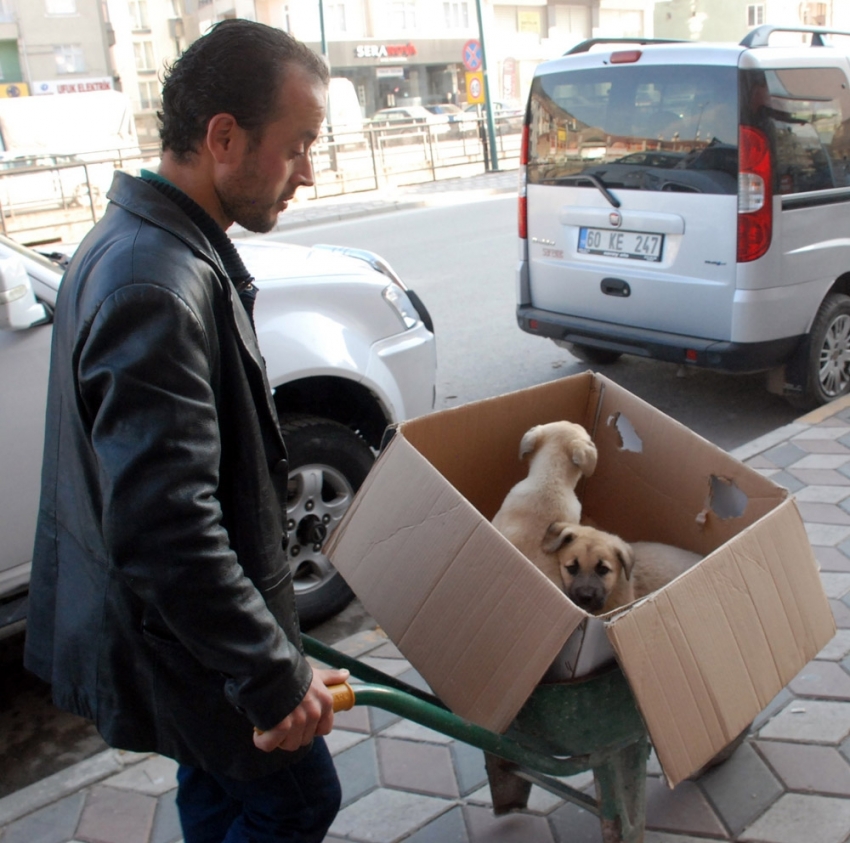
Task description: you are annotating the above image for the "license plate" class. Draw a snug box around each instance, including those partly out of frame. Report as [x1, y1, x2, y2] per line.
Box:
[578, 228, 663, 262]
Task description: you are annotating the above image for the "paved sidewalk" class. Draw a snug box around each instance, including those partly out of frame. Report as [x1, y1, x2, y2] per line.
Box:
[3, 395, 850, 842]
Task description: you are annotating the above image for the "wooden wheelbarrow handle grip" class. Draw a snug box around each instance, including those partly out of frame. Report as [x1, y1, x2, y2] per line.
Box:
[254, 682, 357, 739]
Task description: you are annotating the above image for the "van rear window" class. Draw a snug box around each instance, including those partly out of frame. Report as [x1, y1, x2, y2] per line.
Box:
[527, 65, 738, 195]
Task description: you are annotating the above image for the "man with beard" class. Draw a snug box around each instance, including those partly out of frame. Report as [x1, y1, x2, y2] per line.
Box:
[24, 19, 349, 843]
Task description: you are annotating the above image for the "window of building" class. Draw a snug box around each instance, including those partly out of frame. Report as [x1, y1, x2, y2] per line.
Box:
[392, 1, 416, 29]
[802, 2, 827, 26]
[599, 8, 643, 37]
[128, 0, 149, 29]
[747, 4, 765, 26]
[45, 0, 76, 14]
[139, 79, 161, 110]
[134, 41, 155, 72]
[444, 0, 469, 29]
[54, 44, 85, 74]
[325, 1, 346, 33]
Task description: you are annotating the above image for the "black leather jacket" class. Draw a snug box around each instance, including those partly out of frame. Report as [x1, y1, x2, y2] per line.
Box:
[24, 172, 312, 780]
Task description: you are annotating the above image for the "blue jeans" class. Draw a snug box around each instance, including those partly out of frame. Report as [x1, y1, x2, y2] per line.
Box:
[176, 738, 341, 843]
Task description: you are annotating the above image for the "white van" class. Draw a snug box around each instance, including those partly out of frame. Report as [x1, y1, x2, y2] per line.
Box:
[517, 25, 850, 407]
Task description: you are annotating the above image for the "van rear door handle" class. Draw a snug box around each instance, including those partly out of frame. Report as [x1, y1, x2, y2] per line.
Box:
[601, 278, 631, 297]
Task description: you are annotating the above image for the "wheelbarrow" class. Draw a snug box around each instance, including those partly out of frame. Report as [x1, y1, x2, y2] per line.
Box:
[304, 634, 649, 843]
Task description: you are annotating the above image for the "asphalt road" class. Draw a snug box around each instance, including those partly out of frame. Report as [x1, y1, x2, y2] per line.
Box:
[0, 193, 803, 798]
[274, 195, 801, 451]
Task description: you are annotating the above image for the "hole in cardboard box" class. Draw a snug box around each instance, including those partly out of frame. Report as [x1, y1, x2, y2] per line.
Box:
[708, 475, 748, 519]
[608, 412, 643, 453]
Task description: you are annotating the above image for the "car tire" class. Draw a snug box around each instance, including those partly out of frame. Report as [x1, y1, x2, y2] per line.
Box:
[567, 343, 623, 365]
[279, 414, 375, 628]
[791, 293, 850, 408]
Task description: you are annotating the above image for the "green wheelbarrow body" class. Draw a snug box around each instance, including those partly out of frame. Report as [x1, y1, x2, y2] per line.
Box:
[304, 634, 649, 843]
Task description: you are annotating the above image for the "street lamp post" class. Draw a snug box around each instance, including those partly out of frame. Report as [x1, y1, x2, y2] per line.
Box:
[318, 0, 339, 171]
[474, 0, 499, 171]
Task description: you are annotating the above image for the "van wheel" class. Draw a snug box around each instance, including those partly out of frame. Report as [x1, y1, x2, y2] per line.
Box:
[796, 294, 850, 407]
[567, 343, 623, 365]
[279, 415, 375, 628]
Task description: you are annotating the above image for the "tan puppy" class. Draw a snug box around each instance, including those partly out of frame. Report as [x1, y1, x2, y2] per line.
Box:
[492, 421, 597, 584]
[543, 523, 702, 615]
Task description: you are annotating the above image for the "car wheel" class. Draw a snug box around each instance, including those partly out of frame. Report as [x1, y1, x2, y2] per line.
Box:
[279, 414, 375, 628]
[567, 343, 623, 365]
[793, 293, 850, 408]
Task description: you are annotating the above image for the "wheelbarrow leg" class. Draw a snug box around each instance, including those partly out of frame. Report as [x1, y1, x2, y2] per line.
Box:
[484, 752, 532, 815]
[593, 735, 648, 843]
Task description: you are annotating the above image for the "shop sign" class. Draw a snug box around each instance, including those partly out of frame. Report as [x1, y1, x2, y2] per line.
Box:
[375, 67, 405, 78]
[355, 43, 417, 60]
[34, 77, 113, 95]
[0, 83, 28, 98]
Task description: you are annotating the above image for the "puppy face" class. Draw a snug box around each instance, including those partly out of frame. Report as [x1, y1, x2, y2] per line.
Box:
[543, 522, 634, 614]
[520, 421, 597, 478]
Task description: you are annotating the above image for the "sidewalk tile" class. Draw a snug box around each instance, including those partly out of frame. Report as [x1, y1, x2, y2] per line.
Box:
[548, 800, 604, 842]
[376, 736, 459, 798]
[789, 660, 850, 698]
[0, 791, 85, 843]
[403, 805, 469, 843]
[762, 443, 808, 467]
[360, 656, 412, 678]
[330, 788, 452, 843]
[102, 756, 178, 796]
[792, 454, 850, 469]
[817, 630, 850, 660]
[381, 720, 454, 745]
[739, 793, 850, 843]
[806, 523, 850, 545]
[463, 803, 555, 843]
[797, 502, 850, 525]
[795, 439, 850, 454]
[645, 779, 726, 837]
[330, 629, 390, 658]
[333, 705, 371, 734]
[325, 728, 369, 756]
[755, 741, 850, 795]
[791, 469, 850, 486]
[449, 742, 487, 796]
[368, 705, 401, 733]
[821, 572, 850, 599]
[644, 835, 727, 842]
[762, 470, 805, 492]
[697, 741, 782, 836]
[795, 426, 850, 440]
[757, 699, 850, 743]
[370, 642, 405, 659]
[796, 485, 850, 503]
[815, 547, 850, 573]
[335, 737, 379, 808]
[832, 599, 850, 629]
[150, 790, 181, 843]
[74, 785, 157, 843]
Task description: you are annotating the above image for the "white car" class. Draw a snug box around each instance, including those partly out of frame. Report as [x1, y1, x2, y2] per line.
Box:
[370, 106, 451, 137]
[0, 234, 436, 635]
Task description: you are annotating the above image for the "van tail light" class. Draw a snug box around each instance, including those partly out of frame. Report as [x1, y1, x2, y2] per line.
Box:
[737, 125, 773, 263]
[519, 123, 529, 239]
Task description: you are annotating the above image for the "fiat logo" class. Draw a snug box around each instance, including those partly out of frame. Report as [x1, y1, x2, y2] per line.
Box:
[609, 211, 622, 228]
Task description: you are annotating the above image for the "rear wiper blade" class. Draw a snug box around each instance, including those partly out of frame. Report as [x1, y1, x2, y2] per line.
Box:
[552, 173, 621, 208]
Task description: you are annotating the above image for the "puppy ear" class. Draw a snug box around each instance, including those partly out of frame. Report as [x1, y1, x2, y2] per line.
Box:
[571, 439, 598, 477]
[616, 539, 636, 580]
[519, 426, 541, 460]
[542, 522, 575, 553]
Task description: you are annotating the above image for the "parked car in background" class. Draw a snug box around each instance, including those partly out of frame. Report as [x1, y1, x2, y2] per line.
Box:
[464, 99, 525, 132]
[369, 106, 451, 139]
[0, 233, 437, 637]
[424, 103, 477, 137]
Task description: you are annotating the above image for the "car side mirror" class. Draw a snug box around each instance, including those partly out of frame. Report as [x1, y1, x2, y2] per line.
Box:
[0, 252, 50, 331]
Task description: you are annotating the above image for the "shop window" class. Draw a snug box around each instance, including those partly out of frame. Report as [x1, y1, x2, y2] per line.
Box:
[54, 44, 85, 74]
[325, 1, 346, 33]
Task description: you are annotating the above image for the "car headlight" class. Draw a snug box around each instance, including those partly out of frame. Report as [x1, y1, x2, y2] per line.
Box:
[382, 283, 419, 329]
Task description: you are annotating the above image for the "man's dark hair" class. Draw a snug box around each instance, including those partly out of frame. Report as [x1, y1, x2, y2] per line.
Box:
[159, 19, 329, 160]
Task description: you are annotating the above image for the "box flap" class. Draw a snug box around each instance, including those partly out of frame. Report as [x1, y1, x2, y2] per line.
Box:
[584, 376, 787, 554]
[606, 497, 835, 786]
[327, 432, 586, 731]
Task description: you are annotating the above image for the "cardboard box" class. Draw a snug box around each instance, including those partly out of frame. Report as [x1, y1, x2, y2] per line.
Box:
[326, 373, 835, 786]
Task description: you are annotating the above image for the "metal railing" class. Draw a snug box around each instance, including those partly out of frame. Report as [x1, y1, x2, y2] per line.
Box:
[0, 117, 522, 246]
